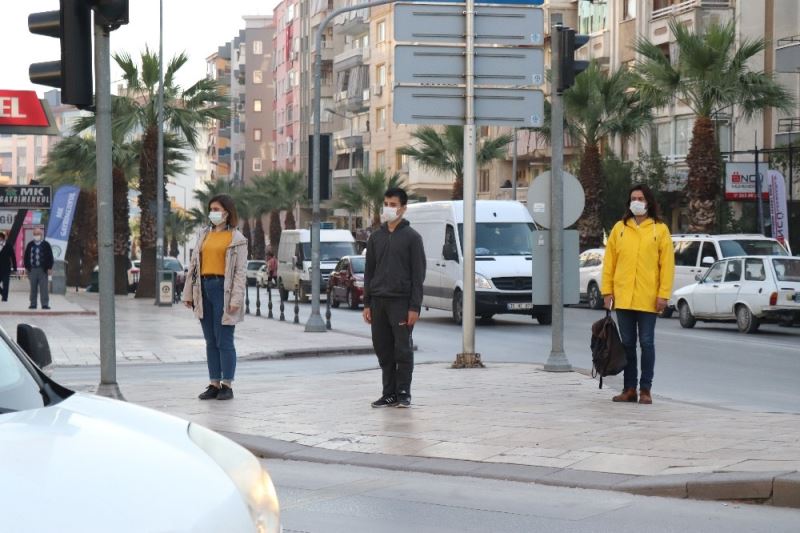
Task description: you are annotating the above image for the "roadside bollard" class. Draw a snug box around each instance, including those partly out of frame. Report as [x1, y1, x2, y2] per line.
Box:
[279, 285, 285, 321]
[293, 285, 300, 324]
[245, 283, 251, 314]
[267, 283, 274, 319]
[255, 283, 261, 317]
[325, 289, 332, 330]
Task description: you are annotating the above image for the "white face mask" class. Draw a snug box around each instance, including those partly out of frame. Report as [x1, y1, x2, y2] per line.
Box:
[380, 206, 400, 224]
[208, 211, 226, 226]
[629, 200, 647, 216]
[34, 236, 43, 243]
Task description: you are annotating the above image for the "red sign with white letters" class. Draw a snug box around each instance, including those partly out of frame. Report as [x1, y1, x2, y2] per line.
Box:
[0, 90, 49, 127]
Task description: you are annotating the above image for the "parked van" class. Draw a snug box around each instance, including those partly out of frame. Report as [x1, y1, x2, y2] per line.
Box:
[276, 229, 356, 302]
[404, 200, 551, 324]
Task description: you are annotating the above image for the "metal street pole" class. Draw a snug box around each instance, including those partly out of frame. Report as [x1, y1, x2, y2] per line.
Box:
[456, 0, 481, 367]
[755, 136, 764, 235]
[545, 24, 571, 372]
[348, 115, 354, 231]
[511, 128, 518, 201]
[94, 18, 122, 399]
[308, 0, 396, 332]
[155, 0, 166, 304]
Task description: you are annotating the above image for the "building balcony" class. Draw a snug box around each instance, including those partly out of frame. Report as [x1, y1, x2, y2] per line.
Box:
[312, 45, 334, 62]
[649, 0, 732, 45]
[219, 127, 231, 139]
[577, 29, 609, 64]
[333, 47, 367, 71]
[345, 89, 370, 113]
[777, 36, 800, 73]
[334, 9, 368, 36]
[333, 128, 369, 150]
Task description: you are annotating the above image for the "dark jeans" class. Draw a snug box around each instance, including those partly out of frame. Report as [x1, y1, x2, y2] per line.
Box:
[0, 272, 10, 301]
[370, 297, 414, 398]
[616, 309, 657, 390]
[199, 277, 237, 382]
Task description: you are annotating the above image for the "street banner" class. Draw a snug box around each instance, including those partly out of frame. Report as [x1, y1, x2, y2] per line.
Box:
[45, 185, 80, 261]
[0, 185, 52, 209]
[724, 162, 770, 201]
[768, 170, 789, 249]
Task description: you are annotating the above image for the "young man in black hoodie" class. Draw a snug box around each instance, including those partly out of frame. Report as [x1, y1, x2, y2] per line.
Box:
[363, 187, 426, 408]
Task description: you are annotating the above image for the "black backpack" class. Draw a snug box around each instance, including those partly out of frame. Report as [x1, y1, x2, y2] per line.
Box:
[590, 310, 627, 388]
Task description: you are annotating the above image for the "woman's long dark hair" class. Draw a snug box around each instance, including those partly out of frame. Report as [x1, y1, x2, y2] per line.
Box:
[208, 194, 239, 228]
[622, 183, 662, 224]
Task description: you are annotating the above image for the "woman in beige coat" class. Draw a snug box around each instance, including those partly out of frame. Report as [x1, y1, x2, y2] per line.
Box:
[183, 194, 248, 400]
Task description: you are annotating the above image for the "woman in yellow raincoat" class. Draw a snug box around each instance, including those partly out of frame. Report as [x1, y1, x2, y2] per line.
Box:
[601, 184, 675, 405]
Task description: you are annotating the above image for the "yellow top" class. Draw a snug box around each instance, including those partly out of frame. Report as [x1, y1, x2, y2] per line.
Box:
[201, 230, 232, 276]
[601, 218, 675, 313]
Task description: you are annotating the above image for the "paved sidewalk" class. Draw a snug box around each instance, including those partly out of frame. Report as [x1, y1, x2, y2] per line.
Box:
[0, 285, 94, 316]
[112, 362, 800, 507]
[0, 290, 373, 366]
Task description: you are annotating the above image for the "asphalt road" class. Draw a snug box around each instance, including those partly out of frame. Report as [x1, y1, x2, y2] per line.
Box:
[264, 459, 800, 533]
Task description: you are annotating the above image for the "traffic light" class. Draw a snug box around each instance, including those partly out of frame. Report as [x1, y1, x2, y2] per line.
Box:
[28, 0, 94, 108]
[557, 27, 590, 94]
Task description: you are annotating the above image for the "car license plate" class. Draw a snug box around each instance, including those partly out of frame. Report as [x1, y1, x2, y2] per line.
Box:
[508, 302, 533, 311]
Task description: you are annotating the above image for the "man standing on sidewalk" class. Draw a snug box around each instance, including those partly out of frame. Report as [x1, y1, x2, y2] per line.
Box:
[0, 232, 16, 302]
[363, 187, 426, 408]
[24, 229, 54, 310]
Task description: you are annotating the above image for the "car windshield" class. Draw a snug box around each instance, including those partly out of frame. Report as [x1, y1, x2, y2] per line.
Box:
[247, 261, 264, 271]
[0, 334, 46, 414]
[458, 223, 534, 256]
[350, 256, 366, 273]
[163, 258, 182, 272]
[302, 242, 357, 262]
[719, 239, 787, 257]
[773, 258, 800, 282]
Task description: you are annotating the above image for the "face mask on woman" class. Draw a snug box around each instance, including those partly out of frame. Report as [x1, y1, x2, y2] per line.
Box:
[629, 200, 647, 216]
[208, 211, 226, 226]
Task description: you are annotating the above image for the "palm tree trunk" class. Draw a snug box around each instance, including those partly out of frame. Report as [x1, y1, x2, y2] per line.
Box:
[577, 143, 604, 249]
[686, 116, 719, 233]
[80, 190, 98, 287]
[66, 191, 86, 288]
[242, 219, 252, 259]
[113, 167, 131, 295]
[451, 174, 464, 200]
[268, 209, 282, 253]
[169, 236, 179, 257]
[136, 128, 158, 298]
[253, 215, 266, 260]
[284, 208, 296, 230]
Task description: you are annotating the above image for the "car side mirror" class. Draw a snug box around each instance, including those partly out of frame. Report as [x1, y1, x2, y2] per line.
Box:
[16, 323, 52, 370]
[701, 256, 715, 266]
[695, 274, 703, 282]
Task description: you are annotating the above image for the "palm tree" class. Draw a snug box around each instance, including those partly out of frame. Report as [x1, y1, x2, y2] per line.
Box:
[165, 210, 193, 258]
[274, 170, 307, 230]
[398, 125, 512, 200]
[562, 63, 652, 248]
[110, 48, 229, 297]
[335, 169, 405, 227]
[635, 20, 793, 233]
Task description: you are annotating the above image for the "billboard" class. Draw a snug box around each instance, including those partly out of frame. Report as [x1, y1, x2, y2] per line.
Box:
[724, 162, 770, 201]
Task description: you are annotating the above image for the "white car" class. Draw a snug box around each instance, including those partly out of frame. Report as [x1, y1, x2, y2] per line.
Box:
[578, 248, 605, 309]
[0, 325, 280, 533]
[673, 255, 800, 333]
[246, 260, 266, 286]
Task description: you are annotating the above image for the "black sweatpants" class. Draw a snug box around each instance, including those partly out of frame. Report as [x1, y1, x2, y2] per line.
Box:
[370, 296, 414, 398]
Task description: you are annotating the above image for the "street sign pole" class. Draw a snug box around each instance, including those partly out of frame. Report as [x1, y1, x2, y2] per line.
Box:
[545, 24, 571, 372]
[457, 0, 482, 367]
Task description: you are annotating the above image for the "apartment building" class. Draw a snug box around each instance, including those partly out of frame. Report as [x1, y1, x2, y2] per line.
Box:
[243, 16, 277, 182]
[206, 45, 232, 181]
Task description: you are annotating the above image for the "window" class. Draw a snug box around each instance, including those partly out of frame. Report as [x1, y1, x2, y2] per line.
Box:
[377, 64, 387, 86]
[700, 241, 718, 264]
[656, 122, 671, 157]
[396, 151, 409, 170]
[723, 260, 742, 283]
[253, 70, 263, 84]
[703, 261, 725, 284]
[675, 117, 693, 156]
[376, 107, 386, 130]
[773, 259, 800, 282]
[673, 240, 700, 267]
[254, 129, 262, 142]
[479, 170, 490, 192]
[376, 20, 386, 43]
[253, 40, 263, 55]
[745, 259, 766, 281]
[253, 99, 262, 112]
[252, 157, 262, 172]
[375, 150, 386, 169]
[623, 0, 636, 20]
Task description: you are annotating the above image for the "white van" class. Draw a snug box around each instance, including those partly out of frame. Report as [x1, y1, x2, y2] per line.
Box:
[404, 200, 551, 324]
[276, 229, 357, 302]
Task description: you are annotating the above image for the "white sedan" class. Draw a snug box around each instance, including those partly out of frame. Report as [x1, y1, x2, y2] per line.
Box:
[578, 248, 605, 309]
[673, 255, 800, 333]
[0, 326, 280, 533]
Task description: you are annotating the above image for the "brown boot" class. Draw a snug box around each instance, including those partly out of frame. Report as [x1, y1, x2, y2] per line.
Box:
[612, 388, 638, 402]
[639, 389, 652, 404]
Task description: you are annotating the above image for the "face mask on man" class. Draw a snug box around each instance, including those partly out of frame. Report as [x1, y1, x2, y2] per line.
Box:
[629, 200, 647, 216]
[380, 206, 400, 224]
[33, 235, 43, 243]
[208, 211, 226, 226]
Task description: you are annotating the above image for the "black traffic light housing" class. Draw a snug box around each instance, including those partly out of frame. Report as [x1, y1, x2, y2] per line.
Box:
[557, 27, 590, 94]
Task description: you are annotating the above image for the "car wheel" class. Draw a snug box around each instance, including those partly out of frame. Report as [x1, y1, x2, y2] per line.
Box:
[659, 306, 674, 319]
[278, 280, 289, 302]
[587, 282, 603, 310]
[347, 289, 359, 310]
[536, 310, 552, 325]
[298, 284, 309, 303]
[452, 290, 463, 325]
[736, 304, 760, 334]
[678, 301, 696, 329]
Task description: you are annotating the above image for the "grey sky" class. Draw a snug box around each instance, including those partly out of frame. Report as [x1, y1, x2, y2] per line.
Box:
[4, 0, 279, 95]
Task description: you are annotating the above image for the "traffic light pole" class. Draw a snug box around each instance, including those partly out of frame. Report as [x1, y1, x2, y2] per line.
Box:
[94, 19, 122, 399]
[155, 0, 167, 306]
[545, 25, 571, 372]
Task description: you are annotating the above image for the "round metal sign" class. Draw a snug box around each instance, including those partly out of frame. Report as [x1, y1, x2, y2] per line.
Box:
[526, 170, 585, 229]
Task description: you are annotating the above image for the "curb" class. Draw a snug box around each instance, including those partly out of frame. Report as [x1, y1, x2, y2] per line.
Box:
[0, 310, 96, 316]
[239, 345, 375, 361]
[221, 431, 800, 509]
